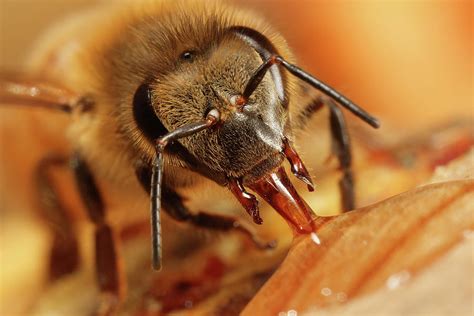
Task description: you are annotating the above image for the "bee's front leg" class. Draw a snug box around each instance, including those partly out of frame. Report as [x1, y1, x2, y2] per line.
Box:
[71, 152, 124, 315]
[134, 162, 276, 257]
[297, 95, 354, 211]
[161, 187, 276, 250]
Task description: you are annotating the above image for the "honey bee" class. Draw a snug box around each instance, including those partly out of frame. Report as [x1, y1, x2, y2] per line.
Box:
[1, 0, 378, 312]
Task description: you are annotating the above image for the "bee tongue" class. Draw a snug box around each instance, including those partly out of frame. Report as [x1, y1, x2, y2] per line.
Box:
[248, 166, 316, 234]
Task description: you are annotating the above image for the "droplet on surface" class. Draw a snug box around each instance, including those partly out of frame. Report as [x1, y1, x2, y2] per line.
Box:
[310, 232, 321, 245]
[288, 309, 298, 316]
[278, 309, 298, 316]
[386, 270, 411, 290]
[320, 287, 332, 297]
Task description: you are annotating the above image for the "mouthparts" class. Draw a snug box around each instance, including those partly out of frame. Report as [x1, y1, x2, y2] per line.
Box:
[248, 166, 316, 234]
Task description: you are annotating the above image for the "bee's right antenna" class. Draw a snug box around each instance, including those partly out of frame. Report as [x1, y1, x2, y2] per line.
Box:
[150, 110, 220, 270]
[229, 26, 379, 129]
[276, 57, 380, 129]
[242, 56, 379, 129]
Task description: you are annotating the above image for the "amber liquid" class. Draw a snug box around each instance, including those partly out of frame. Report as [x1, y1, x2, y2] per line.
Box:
[249, 166, 316, 234]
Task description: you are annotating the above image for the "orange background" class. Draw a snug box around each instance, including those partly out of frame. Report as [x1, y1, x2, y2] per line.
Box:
[0, 0, 472, 128]
[0, 1, 472, 313]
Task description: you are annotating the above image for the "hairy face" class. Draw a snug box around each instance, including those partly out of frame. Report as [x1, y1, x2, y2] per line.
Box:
[102, 5, 291, 183]
[152, 37, 288, 181]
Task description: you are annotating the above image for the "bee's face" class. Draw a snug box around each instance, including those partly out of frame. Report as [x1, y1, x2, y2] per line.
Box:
[151, 37, 289, 183]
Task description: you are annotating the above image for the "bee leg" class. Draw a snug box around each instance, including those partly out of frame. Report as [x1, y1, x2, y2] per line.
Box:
[71, 152, 124, 315]
[34, 154, 80, 281]
[298, 96, 355, 211]
[134, 161, 276, 251]
[162, 188, 277, 249]
[327, 99, 354, 211]
[135, 161, 276, 260]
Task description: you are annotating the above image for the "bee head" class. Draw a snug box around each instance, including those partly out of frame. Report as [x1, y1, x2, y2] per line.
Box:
[148, 33, 290, 183]
[129, 19, 289, 184]
[128, 7, 378, 236]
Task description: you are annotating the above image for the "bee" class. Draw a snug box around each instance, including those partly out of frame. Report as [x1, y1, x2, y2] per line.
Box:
[1, 0, 378, 312]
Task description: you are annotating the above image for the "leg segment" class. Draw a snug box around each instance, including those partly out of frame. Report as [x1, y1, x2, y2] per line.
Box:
[34, 154, 79, 281]
[298, 96, 355, 211]
[70, 153, 123, 312]
[0, 74, 83, 112]
[135, 162, 276, 253]
[327, 99, 354, 211]
[162, 188, 276, 249]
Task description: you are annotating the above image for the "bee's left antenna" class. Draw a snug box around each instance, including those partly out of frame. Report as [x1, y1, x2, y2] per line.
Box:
[150, 109, 220, 270]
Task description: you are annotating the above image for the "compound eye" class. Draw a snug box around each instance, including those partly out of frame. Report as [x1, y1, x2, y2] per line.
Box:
[180, 50, 195, 62]
[132, 84, 168, 141]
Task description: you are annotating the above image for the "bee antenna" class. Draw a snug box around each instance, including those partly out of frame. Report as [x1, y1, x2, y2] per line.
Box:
[276, 57, 380, 129]
[228, 26, 379, 129]
[149, 110, 220, 270]
[242, 56, 379, 129]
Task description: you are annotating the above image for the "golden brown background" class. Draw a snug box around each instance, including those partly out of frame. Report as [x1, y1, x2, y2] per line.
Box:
[1, 0, 472, 128]
[0, 0, 472, 314]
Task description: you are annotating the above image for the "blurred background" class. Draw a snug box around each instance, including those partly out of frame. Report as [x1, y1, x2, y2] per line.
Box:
[0, 0, 472, 314]
[1, 0, 472, 127]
